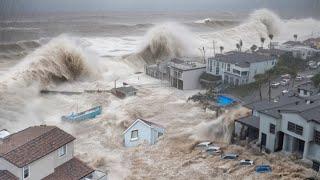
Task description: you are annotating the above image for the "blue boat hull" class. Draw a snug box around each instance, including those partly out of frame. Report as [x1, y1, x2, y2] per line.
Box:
[61, 106, 102, 122]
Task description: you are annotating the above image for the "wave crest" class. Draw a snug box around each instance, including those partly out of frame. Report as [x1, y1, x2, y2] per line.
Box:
[135, 22, 199, 64]
[2, 36, 99, 88]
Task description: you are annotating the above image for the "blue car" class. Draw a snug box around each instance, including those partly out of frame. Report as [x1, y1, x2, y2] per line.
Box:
[255, 165, 272, 173]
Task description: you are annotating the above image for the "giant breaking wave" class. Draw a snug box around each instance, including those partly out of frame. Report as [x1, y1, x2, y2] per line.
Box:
[0, 37, 100, 129]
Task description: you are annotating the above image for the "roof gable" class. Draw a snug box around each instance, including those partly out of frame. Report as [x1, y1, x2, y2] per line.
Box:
[123, 119, 164, 134]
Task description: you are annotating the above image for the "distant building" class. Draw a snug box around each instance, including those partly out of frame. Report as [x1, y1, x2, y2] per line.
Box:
[123, 119, 165, 147]
[207, 52, 277, 86]
[303, 37, 320, 50]
[0, 125, 107, 180]
[279, 41, 319, 60]
[297, 82, 318, 98]
[145, 57, 206, 90]
[256, 48, 291, 58]
[237, 95, 320, 172]
[111, 86, 137, 99]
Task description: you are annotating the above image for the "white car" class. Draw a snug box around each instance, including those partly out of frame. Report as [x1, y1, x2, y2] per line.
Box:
[295, 75, 303, 81]
[195, 141, 213, 149]
[280, 79, 290, 86]
[306, 75, 314, 79]
[271, 82, 280, 88]
[281, 74, 291, 79]
[282, 89, 289, 94]
[240, 159, 254, 165]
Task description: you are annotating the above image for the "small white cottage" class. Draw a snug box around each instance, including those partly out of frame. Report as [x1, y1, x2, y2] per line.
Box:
[123, 119, 165, 147]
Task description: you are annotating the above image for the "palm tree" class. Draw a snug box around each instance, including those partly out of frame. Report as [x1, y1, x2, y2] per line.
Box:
[268, 34, 274, 49]
[260, 37, 266, 49]
[219, 46, 224, 54]
[250, 44, 258, 52]
[236, 43, 240, 51]
[239, 39, 243, 52]
[294, 34, 298, 41]
[254, 74, 266, 101]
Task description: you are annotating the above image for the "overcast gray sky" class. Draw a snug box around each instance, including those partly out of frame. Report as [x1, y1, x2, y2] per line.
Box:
[1, 0, 320, 18]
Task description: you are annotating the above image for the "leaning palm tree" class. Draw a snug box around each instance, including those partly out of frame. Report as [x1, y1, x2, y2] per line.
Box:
[260, 37, 266, 49]
[294, 34, 298, 41]
[219, 46, 224, 54]
[268, 34, 274, 49]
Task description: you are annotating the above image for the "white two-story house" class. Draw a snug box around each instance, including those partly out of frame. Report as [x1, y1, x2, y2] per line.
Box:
[241, 95, 320, 172]
[0, 125, 107, 180]
[207, 52, 277, 86]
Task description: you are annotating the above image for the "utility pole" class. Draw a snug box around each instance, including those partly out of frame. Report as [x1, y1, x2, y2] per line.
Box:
[268, 73, 271, 102]
[203, 47, 206, 64]
[213, 40, 216, 57]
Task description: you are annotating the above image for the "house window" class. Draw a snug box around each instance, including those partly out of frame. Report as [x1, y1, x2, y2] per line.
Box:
[233, 69, 240, 75]
[296, 125, 303, 135]
[304, 90, 308, 96]
[23, 166, 29, 179]
[158, 132, 163, 138]
[313, 161, 320, 172]
[58, 145, 67, 157]
[287, 122, 303, 135]
[269, 124, 275, 134]
[241, 71, 248, 76]
[314, 130, 320, 144]
[131, 130, 138, 141]
[227, 64, 230, 72]
[288, 122, 295, 132]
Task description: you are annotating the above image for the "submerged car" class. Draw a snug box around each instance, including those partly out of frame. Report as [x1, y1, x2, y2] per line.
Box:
[240, 159, 254, 165]
[255, 165, 272, 173]
[221, 153, 239, 160]
[206, 146, 221, 155]
[195, 141, 220, 150]
[195, 141, 213, 149]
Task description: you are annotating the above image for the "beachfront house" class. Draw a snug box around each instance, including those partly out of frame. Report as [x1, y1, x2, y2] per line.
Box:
[145, 57, 206, 90]
[236, 95, 320, 172]
[123, 119, 165, 147]
[207, 51, 277, 86]
[0, 125, 107, 180]
[167, 58, 206, 90]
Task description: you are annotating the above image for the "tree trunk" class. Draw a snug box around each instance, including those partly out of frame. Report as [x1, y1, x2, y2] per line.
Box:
[259, 84, 262, 101]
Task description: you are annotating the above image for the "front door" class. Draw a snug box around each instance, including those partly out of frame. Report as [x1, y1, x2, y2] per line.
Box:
[276, 131, 284, 151]
[261, 133, 267, 147]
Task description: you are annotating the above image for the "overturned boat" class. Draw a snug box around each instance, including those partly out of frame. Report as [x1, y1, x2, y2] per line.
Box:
[61, 106, 102, 122]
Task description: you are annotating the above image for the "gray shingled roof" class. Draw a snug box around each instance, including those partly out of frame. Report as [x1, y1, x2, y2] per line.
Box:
[210, 52, 274, 68]
[235, 115, 260, 129]
[245, 95, 301, 118]
[280, 101, 320, 123]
